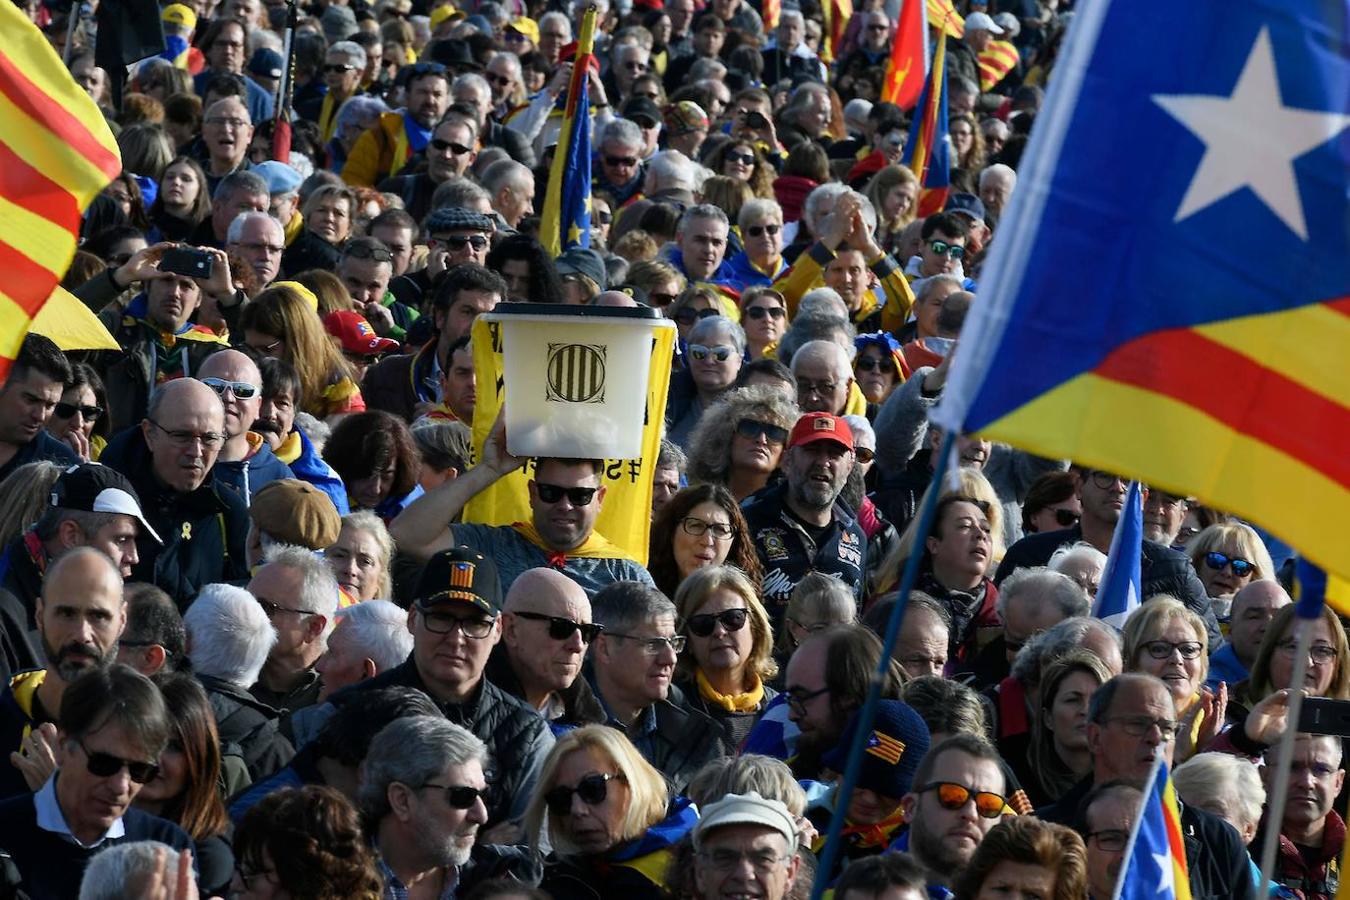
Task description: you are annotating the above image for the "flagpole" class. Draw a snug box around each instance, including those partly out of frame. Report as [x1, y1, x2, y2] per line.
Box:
[1256, 614, 1315, 894]
[809, 430, 958, 900]
[1108, 755, 1163, 900]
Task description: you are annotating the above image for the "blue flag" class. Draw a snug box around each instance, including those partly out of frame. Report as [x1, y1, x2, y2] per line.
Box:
[1115, 759, 1192, 900]
[1093, 480, 1143, 629]
[539, 7, 596, 257]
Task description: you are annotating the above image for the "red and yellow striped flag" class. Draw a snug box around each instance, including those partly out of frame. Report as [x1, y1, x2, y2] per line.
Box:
[761, 0, 781, 33]
[978, 38, 1019, 92]
[0, 2, 121, 380]
[820, 0, 852, 64]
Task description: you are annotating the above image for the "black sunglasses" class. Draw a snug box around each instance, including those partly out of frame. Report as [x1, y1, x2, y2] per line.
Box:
[736, 418, 788, 444]
[605, 155, 638, 168]
[744, 305, 785, 320]
[422, 782, 488, 809]
[325, 63, 357, 73]
[441, 234, 490, 250]
[674, 307, 720, 326]
[513, 610, 603, 643]
[745, 223, 780, 238]
[535, 482, 598, 506]
[725, 150, 756, 165]
[686, 607, 749, 637]
[545, 772, 624, 817]
[855, 356, 894, 373]
[54, 401, 103, 420]
[1053, 508, 1079, 527]
[80, 740, 160, 783]
[431, 137, 474, 155]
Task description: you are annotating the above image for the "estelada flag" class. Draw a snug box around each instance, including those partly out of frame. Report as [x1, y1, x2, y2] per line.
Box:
[462, 316, 676, 566]
[899, 28, 950, 218]
[935, 0, 1350, 584]
[538, 5, 597, 258]
[1115, 759, 1192, 900]
[880, 0, 928, 110]
[0, 2, 121, 380]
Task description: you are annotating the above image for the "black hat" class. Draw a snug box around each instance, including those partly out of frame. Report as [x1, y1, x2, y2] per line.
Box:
[621, 96, 663, 130]
[51, 464, 162, 544]
[413, 547, 503, 615]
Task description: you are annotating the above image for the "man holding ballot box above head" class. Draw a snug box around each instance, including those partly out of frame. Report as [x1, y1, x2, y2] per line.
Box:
[390, 413, 655, 596]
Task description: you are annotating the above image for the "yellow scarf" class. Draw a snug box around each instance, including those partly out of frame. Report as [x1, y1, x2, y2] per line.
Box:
[283, 210, 304, 247]
[275, 430, 301, 465]
[510, 521, 626, 566]
[318, 91, 339, 144]
[696, 669, 764, 713]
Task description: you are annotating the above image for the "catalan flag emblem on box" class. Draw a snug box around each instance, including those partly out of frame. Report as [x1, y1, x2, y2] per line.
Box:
[864, 730, 905, 765]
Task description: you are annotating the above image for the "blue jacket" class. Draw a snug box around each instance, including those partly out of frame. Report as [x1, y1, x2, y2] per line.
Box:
[278, 428, 350, 516]
[1207, 642, 1249, 690]
[721, 249, 787, 292]
[211, 435, 294, 506]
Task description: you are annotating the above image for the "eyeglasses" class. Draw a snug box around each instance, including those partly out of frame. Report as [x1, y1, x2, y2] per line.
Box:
[236, 240, 284, 255]
[928, 240, 966, 260]
[205, 116, 250, 129]
[487, 72, 514, 87]
[736, 418, 788, 445]
[1204, 551, 1254, 578]
[855, 356, 894, 373]
[1141, 639, 1203, 660]
[745, 223, 780, 238]
[344, 243, 394, 263]
[689, 343, 736, 363]
[54, 401, 103, 420]
[680, 517, 735, 540]
[147, 419, 224, 449]
[201, 376, 260, 399]
[1102, 715, 1178, 738]
[545, 772, 624, 817]
[724, 150, 756, 165]
[256, 596, 312, 618]
[686, 607, 749, 637]
[605, 155, 639, 168]
[919, 782, 1009, 819]
[1052, 508, 1080, 527]
[797, 379, 839, 397]
[674, 307, 720, 326]
[1278, 640, 1339, 663]
[606, 632, 687, 655]
[855, 447, 875, 464]
[1088, 470, 1127, 490]
[325, 63, 358, 73]
[699, 848, 791, 873]
[79, 740, 160, 783]
[1088, 829, 1130, 852]
[535, 482, 598, 506]
[785, 685, 828, 714]
[512, 610, 603, 643]
[431, 138, 474, 155]
[744, 305, 785, 321]
[439, 234, 490, 251]
[421, 782, 489, 809]
[419, 610, 498, 638]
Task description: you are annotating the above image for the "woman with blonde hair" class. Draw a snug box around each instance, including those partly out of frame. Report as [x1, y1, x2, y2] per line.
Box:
[526, 726, 695, 900]
[623, 259, 686, 310]
[325, 511, 394, 603]
[1185, 522, 1276, 617]
[674, 565, 778, 754]
[1122, 596, 1214, 761]
[238, 282, 363, 419]
[775, 571, 857, 664]
[685, 384, 799, 501]
[292, 268, 356, 317]
[862, 165, 919, 254]
[284, 183, 356, 274]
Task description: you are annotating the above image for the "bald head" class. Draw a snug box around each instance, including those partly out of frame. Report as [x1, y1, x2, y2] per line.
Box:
[1230, 579, 1292, 666]
[592, 291, 639, 308]
[44, 546, 123, 604]
[198, 350, 263, 441]
[503, 568, 593, 699]
[142, 379, 226, 493]
[38, 547, 127, 683]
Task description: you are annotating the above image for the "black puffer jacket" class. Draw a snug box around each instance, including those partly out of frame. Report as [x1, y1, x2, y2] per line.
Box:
[329, 658, 555, 827]
[198, 674, 295, 782]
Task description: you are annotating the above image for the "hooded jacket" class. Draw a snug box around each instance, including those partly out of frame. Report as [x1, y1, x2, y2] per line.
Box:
[211, 433, 294, 506]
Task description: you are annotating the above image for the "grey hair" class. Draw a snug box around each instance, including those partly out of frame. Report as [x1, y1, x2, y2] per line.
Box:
[334, 95, 391, 135]
[996, 567, 1091, 620]
[978, 163, 1017, 189]
[183, 582, 276, 687]
[259, 543, 341, 649]
[429, 176, 492, 215]
[481, 158, 533, 195]
[914, 273, 964, 302]
[803, 182, 851, 234]
[328, 40, 368, 68]
[738, 198, 783, 231]
[79, 841, 181, 900]
[798, 287, 849, 320]
[657, 438, 687, 473]
[539, 11, 571, 40]
[358, 715, 489, 822]
[599, 117, 644, 152]
[678, 202, 729, 234]
[786, 572, 856, 627]
[614, 42, 650, 63]
[591, 581, 676, 634]
[779, 9, 804, 27]
[1049, 541, 1108, 573]
[791, 339, 852, 381]
[226, 210, 283, 245]
[950, 75, 979, 97]
[776, 312, 856, 366]
[452, 72, 492, 102]
[1172, 752, 1265, 835]
[334, 599, 414, 674]
[689, 314, 746, 354]
[489, 52, 522, 79]
[646, 150, 696, 193]
[1010, 615, 1121, 690]
[841, 415, 875, 450]
[212, 169, 267, 203]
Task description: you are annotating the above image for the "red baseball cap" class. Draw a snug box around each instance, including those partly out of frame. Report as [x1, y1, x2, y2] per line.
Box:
[325, 310, 400, 356]
[788, 413, 854, 451]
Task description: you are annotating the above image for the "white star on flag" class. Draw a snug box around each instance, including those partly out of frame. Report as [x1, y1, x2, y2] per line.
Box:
[1152, 851, 1174, 894]
[1152, 26, 1350, 240]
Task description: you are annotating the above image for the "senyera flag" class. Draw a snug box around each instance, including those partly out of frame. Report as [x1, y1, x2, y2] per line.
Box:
[935, 0, 1350, 585]
[880, 0, 928, 110]
[899, 26, 950, 218]
[538, 4, 598, 258]
[0, 3, 121, 380]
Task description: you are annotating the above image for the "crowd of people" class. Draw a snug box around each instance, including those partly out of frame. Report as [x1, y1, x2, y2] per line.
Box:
[0, 0, 1327, 896]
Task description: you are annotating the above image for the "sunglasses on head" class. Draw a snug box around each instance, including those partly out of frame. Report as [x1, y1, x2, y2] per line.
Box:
[929, 240, 966, 260]
[201, 377, 259, 399]
[513, 610, 603, 643]
[921, 781, 1008, 819]
[54, 401, 102, 420]
[545, 772, 624, 817]
[674, 307, 720, 326]
[1204, 551, 1254, 577]
[689, 343, 735, 362]
[686, 607, 749, 637]
[535, 482, 598, 506]
[431, 137, 474, 155]
[736, 418, 788, 444]
[605, 155, 639, 168]
[441, 234, 490, 250]
[80, 740, 160, 783]
[744, 304, 785, 320]
[423, 782, 489, 809]
[855, 356, 894, 373]
[344, 243, 394, 263]
[745, 223, 780, 238]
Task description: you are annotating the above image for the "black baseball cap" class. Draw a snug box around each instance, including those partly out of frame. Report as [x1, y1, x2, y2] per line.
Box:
[51, 464, 162, 544]
[413, 547, 503, 615]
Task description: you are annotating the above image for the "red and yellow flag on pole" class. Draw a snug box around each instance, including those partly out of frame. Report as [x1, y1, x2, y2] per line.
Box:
[880, 0, 928, 110]
[0, 2, 121, 379]
[978, 38, 1019, 92]
[819, 0, 852, 64]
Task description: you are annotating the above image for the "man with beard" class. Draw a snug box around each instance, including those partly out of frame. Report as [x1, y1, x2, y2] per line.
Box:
[343, 63, 453, 187]
[488, 568, 606, 728]
[891, 733, 1010, 891]
[254, 357, 349, 515]
[742, 413, 865, 628]
[0, 548, 125, 799]
[198, 350, 292, 504]
[0, 335, 77, 482]
[362, 716, 527, 896]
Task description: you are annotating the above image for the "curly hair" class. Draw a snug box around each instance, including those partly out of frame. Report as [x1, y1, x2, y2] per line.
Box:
[685, 384, 799, 488]
[706, 139, 775, 198]
[952, 816, 1087, 900]
[648, 483, 762, 598]
[234, 785, 383, 900]
[323, 411, 421, 508]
